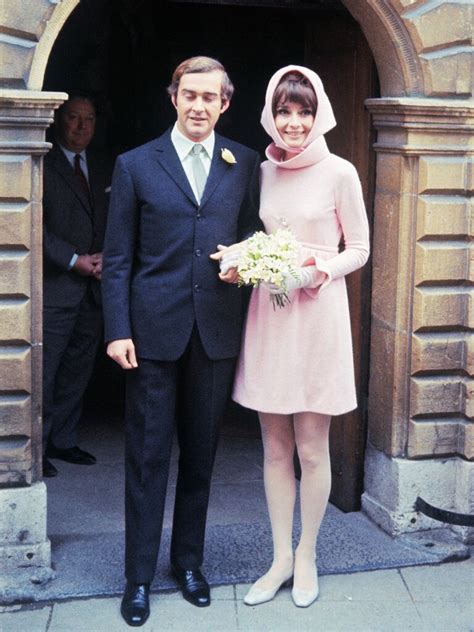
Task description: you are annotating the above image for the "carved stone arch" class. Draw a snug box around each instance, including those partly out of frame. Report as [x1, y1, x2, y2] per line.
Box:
[27, 0, 81, 91]
[342, 0, 423, 96]
[18, 0, 424, 97]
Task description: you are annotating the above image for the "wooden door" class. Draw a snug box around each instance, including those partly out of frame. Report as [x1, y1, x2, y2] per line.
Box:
[304, 15, 377, 511]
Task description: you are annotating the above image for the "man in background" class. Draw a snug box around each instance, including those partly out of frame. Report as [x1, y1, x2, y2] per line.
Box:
[42, 94, 112, 478]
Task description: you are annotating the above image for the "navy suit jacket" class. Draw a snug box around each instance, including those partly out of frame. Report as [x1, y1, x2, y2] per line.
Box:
[102, 129, 262, 361]
[43, 145, 112, 307]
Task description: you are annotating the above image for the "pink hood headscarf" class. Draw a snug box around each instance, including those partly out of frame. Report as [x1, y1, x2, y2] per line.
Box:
[261, 65, 336, 170]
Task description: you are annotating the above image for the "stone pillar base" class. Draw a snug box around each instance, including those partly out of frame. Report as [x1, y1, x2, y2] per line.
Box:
[362, 443, 474, 543]
[0, 482, 54, 603]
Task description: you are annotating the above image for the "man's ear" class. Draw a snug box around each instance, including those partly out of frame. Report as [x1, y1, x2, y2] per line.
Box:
[171, 94, 178, 110]
[220, 99, 230, 114]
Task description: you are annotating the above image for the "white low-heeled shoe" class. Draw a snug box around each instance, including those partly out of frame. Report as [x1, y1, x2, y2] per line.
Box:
[243, 572, 293, 606]
[291, 571, 319, 607]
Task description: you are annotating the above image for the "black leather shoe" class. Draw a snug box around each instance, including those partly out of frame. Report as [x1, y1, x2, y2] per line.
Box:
[120, 582, 150, 627]
[42, 457, 58, 478]
[45, 445, 96, 465]
[172, 566, 210, 607]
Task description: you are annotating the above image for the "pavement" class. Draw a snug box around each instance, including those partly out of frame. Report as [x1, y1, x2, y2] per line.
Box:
[1, 556, 473, 631]
[2, 407, 473, 629]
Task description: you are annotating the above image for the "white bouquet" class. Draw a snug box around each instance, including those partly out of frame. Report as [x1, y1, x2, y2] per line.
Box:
[238, 229, 300, 308]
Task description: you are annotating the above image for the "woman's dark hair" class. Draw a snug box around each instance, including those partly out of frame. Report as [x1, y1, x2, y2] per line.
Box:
[272, 71, 318, 116]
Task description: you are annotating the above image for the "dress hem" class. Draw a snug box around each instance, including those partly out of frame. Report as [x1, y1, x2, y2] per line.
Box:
[232, 397, 357, 417]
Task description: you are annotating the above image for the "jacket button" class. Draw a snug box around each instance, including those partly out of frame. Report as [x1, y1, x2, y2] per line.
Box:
[195, 249, 202, 257]
[194, 284, 200, 292]
[196, 213, 201, 219]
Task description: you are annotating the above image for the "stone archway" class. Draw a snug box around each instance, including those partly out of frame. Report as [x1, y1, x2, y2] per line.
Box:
[0, 0, 472, 599]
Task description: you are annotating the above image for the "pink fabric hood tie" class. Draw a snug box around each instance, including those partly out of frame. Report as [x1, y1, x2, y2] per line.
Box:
[261, 65, 337, 170]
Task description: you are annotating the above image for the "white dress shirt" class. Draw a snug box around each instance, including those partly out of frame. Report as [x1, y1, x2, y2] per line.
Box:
[58, 144, 90, 183]
[170, 123, 214, 202]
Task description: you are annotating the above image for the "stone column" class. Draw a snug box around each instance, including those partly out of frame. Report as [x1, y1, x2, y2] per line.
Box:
[362, 97, 473, 542]
[0, 89, 66, 598]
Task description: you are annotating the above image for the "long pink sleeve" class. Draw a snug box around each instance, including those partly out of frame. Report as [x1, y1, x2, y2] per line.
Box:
[315, 163, 370, 291]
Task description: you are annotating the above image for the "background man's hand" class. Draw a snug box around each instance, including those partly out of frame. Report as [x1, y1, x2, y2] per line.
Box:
[72, 254, 97, 276]
[91, 252, 103, 280]
[107, 339, 138, 369]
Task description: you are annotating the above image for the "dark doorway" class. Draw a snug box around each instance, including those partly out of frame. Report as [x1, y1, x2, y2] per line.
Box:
[43, 0, 377, 511]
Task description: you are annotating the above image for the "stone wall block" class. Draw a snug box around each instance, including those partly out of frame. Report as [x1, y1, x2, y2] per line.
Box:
[0, 0, 56, 41]
[0, 203, 31, 248]
[0, 483, 50, 573]
[415, 242, 471, 284]
[371, 192, 404, 322]
[403, 3, 473, 54]
[0, 394, 31, 437]
[0, 155, 32, 201]
[0, 347, 31, 392]
[413, 287, 472, 330]
[0, 252, 30, 296]
[0, 40, 35, 88]
[416, 196, 472, 239]
[420, 51, 473, 97]
[452, 459, 474, 543]
[418, 156, 468, 195]
[410, 376, 469, 416]
[0, 482, 47, 544]
[0, 460, 31, 486]
[411, 332, 472, 375]
[0, 299, 30, 344]
[465, 378, 474, 418]
[407, 418, 472, 459]
[372, 153, 404, 194]
[392, 0, 426, 13]
[458, 421, 474, 460]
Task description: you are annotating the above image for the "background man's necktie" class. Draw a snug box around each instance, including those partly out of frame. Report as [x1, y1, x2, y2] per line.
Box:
[190, 144, 207, 202]
[74, 153, 90, 198]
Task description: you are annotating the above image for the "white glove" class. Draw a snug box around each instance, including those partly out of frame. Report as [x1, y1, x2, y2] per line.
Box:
[219, 248, 241, 275]
[263, 266, 316, 294]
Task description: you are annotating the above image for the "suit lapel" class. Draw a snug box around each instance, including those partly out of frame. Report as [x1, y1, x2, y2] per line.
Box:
[51, 146, 93, 218]
[200, 137, 230, 209]
[154, 132, 197, 206]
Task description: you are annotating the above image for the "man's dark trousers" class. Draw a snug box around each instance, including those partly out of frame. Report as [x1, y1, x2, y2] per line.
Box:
[43, 288, 102, 449]
[125, 326, 235, 582]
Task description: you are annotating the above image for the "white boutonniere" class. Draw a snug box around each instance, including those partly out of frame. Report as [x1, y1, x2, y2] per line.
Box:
[221, 148, 237, 164]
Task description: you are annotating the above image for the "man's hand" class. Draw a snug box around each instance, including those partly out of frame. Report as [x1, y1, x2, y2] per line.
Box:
[91, 252, 103, 280]
[107, 339, 138, 369]
[72, 254, 97, 277]
[210, 243, 241, 284]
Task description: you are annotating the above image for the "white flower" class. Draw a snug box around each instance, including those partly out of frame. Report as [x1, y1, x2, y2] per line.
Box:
[221, 148, 237, 164]
[237, 229, 300, 308]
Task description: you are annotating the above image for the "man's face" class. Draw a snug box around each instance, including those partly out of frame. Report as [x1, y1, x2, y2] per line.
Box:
[57, 98, 96, 153]
[172, 70, 229, 142]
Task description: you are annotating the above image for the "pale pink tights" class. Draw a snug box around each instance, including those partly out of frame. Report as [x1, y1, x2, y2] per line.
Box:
[254, 411, 332, 591]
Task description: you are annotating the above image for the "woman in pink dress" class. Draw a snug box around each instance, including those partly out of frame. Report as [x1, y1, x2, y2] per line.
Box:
[215, 65, 369, 607]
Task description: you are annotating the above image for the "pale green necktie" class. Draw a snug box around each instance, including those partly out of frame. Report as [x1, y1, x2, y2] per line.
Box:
[190, 143, 207, 202]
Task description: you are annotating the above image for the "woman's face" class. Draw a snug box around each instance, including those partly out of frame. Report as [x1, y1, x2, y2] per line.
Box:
[274, 101, 315, 149]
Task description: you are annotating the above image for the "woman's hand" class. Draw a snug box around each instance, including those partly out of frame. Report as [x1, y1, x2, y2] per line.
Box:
[263, 266, 318, 294]
[210, 243, 242, 284]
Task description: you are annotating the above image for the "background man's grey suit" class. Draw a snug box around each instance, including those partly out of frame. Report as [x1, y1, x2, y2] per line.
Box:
[42, 144, 111, 451]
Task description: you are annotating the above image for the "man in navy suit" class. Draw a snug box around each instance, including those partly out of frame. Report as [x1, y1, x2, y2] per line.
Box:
[102, 57, 261, 626]
[42, 95, 112, 478]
